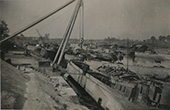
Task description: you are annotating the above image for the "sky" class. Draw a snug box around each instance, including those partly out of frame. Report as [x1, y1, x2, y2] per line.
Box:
[1, 0, 170, 40]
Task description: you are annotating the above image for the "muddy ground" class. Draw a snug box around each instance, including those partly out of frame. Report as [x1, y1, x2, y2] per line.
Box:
[1, 52, 89, 110]
[23, 68, 88, 110]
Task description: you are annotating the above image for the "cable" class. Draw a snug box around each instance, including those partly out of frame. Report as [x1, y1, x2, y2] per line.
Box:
[38, 8, 73, 31]
[0, 0, 75, 44]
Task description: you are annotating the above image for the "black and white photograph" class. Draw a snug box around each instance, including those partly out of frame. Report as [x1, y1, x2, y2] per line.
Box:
[1, 0, 170, 110]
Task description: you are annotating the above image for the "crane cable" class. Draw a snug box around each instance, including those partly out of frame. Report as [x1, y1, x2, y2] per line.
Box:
[0, 0, 75, 44]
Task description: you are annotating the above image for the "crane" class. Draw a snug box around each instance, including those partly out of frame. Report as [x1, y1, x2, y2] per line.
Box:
[0, 0, 84, 67]
[36, 29, 42, 38]
[36, 29, 44, 47]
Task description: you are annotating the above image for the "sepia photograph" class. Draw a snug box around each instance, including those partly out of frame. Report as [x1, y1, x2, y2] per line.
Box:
[1, 0, 170, 110]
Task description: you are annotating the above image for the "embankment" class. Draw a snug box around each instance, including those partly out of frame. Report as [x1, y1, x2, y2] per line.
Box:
[1, 59, 29, 109]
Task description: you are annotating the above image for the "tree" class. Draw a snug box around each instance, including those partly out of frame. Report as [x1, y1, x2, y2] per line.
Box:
[0, 20, 9, 40]
[150, 36, 156, 44]
[159, 36, 166, 42]
[167, 35, 170, 42]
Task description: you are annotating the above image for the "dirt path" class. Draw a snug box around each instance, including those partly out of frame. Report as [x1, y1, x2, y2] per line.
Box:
[23, 72, 57, 110]
[3, 51, 89, 110]
[23, 68, 89, 110]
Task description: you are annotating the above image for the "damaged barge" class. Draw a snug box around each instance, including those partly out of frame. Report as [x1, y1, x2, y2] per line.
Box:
[65, 60, 170, 110]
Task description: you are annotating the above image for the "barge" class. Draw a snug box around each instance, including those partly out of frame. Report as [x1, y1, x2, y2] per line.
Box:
[66, 60, 170, 110]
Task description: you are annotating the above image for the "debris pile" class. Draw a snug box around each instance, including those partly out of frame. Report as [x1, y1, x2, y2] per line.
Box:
[97, 65, 139, 81]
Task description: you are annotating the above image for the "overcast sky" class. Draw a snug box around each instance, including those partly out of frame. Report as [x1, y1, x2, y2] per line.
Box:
[1, 0, 170, 40]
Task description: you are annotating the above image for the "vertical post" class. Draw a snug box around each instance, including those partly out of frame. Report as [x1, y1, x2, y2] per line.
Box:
[81, 1, 84, 48]
[78, 0, 84, 49]
[79, 3, 82, 44]
[127, 38, 129, 71]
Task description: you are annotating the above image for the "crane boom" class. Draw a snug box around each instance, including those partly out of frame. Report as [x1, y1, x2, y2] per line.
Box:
[0, 0, 75, 44]
[52, 0, 83, 65]
[36, 29, 42, 37]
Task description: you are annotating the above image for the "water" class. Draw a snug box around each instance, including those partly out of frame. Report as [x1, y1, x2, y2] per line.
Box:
[122, 53, 170, 69]
[66, 53, 170, 77]
[121, 54, 170, 77]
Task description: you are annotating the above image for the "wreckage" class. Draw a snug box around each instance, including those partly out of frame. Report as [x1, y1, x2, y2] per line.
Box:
[66, 60, 170, 110]
[1, 0, 170, 110]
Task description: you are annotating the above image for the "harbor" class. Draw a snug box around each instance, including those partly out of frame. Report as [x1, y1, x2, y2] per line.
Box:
[1, 0, 170, 110]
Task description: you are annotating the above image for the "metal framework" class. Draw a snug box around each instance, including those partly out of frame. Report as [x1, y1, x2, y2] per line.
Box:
[52, 0, 84, 65]
[0, 0, 84, 67]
